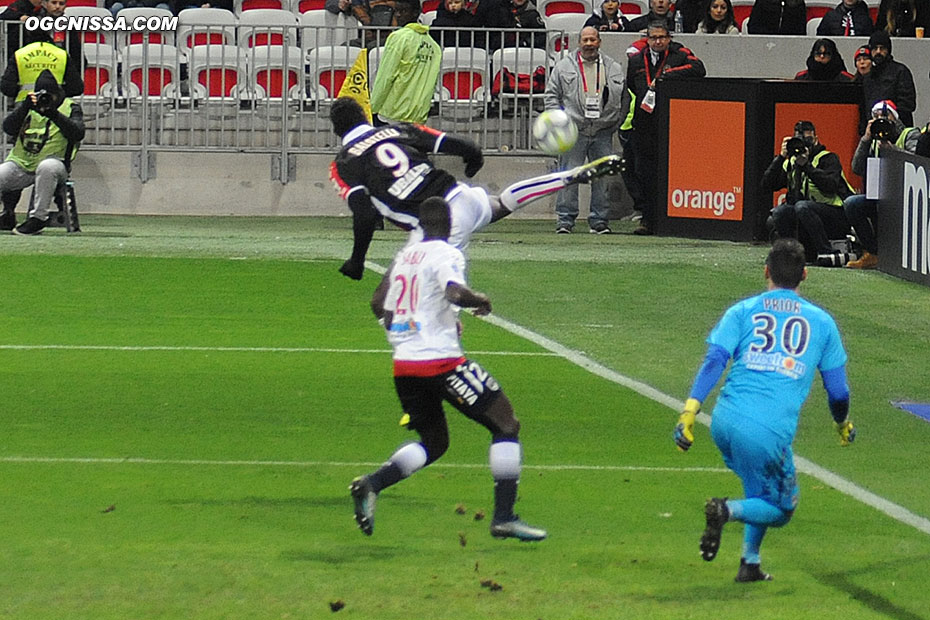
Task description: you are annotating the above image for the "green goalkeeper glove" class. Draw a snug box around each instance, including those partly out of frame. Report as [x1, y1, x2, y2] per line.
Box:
[835, 419, 856, 447]
[674, 398, 701, 452]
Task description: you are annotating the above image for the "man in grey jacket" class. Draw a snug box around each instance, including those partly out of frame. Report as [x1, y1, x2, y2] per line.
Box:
[545, 26, 625, 234]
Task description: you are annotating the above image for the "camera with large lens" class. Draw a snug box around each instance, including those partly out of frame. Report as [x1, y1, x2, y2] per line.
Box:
[871, 117, 895, 141]
[34, 89, 53, 110]
[785, 136, 807, 156]
[817, 251, 858, 267]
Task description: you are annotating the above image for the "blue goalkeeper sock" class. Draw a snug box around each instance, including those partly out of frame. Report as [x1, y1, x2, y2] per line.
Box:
[727, 498, 788, 526]
[742, 524, 766, 565]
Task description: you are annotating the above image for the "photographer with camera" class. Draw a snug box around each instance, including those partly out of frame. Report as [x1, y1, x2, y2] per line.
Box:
[0, 69, 83, 236]
[842, 100, 922, 269]
[762, 120, 855, 264]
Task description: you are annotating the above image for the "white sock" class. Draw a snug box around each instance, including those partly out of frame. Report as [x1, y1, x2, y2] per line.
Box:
[390, 442, 428, 477]
[489, 441, 522, 480]
[499, 170, 574, 212]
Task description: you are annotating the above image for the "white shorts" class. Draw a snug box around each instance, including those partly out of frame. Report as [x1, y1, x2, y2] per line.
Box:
[406, 183, 493, 251]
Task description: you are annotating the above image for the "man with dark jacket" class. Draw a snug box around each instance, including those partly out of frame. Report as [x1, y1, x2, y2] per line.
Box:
[623, 21, 705, 235]
[747, 0, 807, 34]
[762, 120, 854, 263]
[625, 0, 675, 32]
[861, 30, 916, 131]
[0, 0, 43, 57]
[816, 0, 874, 36]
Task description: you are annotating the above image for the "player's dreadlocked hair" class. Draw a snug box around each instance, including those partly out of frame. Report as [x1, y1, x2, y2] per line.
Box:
[330, 98, 369, 137]
[766, 238, 807, 288]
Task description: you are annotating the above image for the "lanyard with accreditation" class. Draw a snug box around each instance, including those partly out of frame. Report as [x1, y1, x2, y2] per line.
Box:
[577, 52, 602, 119]
[640, 49, 668, 114]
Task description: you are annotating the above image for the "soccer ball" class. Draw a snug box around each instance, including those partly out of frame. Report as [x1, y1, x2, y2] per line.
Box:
[533, 109, 578, 155]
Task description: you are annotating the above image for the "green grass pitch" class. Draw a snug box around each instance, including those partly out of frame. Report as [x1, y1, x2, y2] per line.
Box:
[1, 216, 929, 619]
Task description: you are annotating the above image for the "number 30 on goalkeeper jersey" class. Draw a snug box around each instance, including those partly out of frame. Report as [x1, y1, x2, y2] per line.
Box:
[708, 288, 847, 439]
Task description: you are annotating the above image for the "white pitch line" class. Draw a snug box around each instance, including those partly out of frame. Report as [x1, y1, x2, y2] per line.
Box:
[0, 344, 556, 357]
[363, 261, 930, 537]
[0, 456, 728, 474]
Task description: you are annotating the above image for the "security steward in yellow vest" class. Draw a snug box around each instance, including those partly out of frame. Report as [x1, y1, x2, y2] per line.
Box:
[1, 38, 83, 101]
[0, 69, 84, 235]
[762, 120, 855, 262]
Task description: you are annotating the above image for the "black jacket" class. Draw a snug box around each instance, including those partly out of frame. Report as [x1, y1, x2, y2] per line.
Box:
[761, 142, 851, 204]
[816, 0, 874, 36]
[624, 41, 706, 129]
[874, 0, 930, 37]
[624, 10, 676, 32]
[862, 56, 917, 128]
[747, 0, 807, 34]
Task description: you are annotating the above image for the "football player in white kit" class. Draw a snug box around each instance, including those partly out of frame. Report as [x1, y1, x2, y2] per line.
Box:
[349, 196, 547, 542]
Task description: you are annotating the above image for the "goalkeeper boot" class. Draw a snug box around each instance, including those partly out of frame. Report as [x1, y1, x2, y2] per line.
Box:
[490, 516, 547, 542]
[735, 558, 773, 583]
[700, 497, 729, 561]
[564, 155, 623, 185]
[349, 475, 378, 536]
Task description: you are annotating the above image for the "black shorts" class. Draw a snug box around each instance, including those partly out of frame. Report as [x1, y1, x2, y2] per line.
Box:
[394, 359, 502, 433]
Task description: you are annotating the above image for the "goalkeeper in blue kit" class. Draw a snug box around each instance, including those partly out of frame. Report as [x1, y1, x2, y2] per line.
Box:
[674, 238, 856, 583]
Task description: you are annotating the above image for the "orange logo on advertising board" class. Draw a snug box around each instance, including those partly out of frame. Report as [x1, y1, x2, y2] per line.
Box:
[667, 99, 746, 221]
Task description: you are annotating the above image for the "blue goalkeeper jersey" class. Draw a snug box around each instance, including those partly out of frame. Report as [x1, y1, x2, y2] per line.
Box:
[708, 288, 847, 441]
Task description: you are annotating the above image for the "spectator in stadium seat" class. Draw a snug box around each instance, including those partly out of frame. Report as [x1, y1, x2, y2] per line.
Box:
[350, 197, 548, 543]
[171, 0, 233, 14]
[843, 100, 921, 269]
[326, 0, 354, 14]
[624, 21, 705, 235]
[875, 0, 930, 37]
[351, 0, 401, 47]
[852, 45, 871, 81]
[816, 0, 874, 36]
[747, 0, 807, 34]
[673, 237, 854, 583]
[696, 0, 740, 34]
[625, 0, 675, 32]
[861, 29, 916, 131]
[794, 38, 855, 81]
[762, 120, 854, 263]
[1, 0, 44, 57]
[546, 26, 625, 234]
[431, 0, 486, 47]
[585, 0, 631, 32]
[370, 0, 441, 124]
[498, 0, 546, 49]
[106, 0, 171, 17]
[0, 69, 84, 235]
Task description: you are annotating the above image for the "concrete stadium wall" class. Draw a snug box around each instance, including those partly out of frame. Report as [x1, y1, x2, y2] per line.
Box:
[70, 33, 928, 219]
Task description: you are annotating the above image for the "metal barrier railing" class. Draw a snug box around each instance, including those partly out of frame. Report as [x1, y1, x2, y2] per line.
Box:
[1, 20, 568, 182]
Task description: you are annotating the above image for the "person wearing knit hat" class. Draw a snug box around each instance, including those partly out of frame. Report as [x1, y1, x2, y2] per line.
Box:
[859, 29, 916, 132]
[843, 95, 922, 269]
[0, 69, 84, 235]
[853, 46, 871, 81]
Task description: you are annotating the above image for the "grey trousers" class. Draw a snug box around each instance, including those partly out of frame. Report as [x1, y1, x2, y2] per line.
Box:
[0, 158, 67, 221]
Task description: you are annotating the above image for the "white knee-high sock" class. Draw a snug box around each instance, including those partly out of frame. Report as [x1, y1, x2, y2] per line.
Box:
[499, 169, 578, 212]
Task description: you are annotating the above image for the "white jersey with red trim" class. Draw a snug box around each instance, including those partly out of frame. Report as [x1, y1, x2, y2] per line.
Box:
[385, 239, 467, 363]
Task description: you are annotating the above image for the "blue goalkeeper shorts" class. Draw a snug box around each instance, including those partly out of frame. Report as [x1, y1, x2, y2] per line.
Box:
[710, 409, 799, 512]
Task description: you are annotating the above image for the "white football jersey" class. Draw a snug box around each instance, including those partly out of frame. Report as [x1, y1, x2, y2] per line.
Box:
[385, 240, 467, 362]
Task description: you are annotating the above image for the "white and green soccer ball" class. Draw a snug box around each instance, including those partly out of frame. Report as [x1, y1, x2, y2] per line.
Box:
[533, 109, 578, 155]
